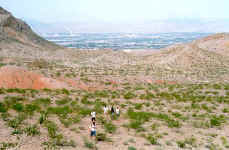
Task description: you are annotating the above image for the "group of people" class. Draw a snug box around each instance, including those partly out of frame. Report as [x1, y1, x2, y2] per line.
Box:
[89, 105, 120, 138]
[103, 105, 120, 116]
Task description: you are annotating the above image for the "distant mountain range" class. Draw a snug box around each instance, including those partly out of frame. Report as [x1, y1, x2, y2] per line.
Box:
[24, 18, 229, 34]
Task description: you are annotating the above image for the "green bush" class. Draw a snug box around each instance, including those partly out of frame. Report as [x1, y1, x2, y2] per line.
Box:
[47, 106, 72, 116]
[128, 146, 137, 150]
[6, 88, 26, 94]
[12, 103, 24, 112]
[177, 141, 186, 148]
[0, 142, 17, 150]
[33, 98, 51, 106]
[134, 103, 143, 110]
[0, 88, 5, 94]
[128, 120, 143, 130]
[96, 133, 108, 141]
[104, 121, 117, 133]
[61, 89, 70, 95]
[4, 96, 25, 108]
[127, 108, 153, 123]
[210, 115, 226, 127]
[81, 96, 93, 105]
[84, 140, 95, 149]
[78, 107, 91, 117]
[24, 125, 40, 136]
[44, 121, 58, 138]
[55, 97, 72, 105]
[94, 90, 109, 98]
[146, 134, 158, 145]
[25, 104, 40, 114]
[0, 102, 7, 112]
[124, 92, 136, 100]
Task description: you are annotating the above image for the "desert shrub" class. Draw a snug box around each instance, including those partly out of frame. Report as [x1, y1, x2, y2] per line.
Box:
[220, 136, 229, 148]
[96, 133, 108, 142]
[59, 117, 73, 128]
[167, 119, 181, 128]
[24, 104, 40, 114]
[24, 125, 40, 136]
[127, 108, 153, 123]
[81, 96, 93, 105]
[69, 114, 81, 124]
[8, 114, 27, 129]
[39, 111, 48, 124]
[201, 104, 212, 112]
[11, 129, 23, 135]
[111, 91, 120, 99]
[55, 97, 72, 105]
[212, 84, 221, 90]
[139, 92, 155, 100]
[184, 136, 197, 146]
[0, 142, 17, 150]
[128, 120, 143, 130]
[30, 59, 51, 69]
[222, 108, 229, 113]
[128, 146, 137, 150]
[151, 123, 158, 131]
[0, 88, 5, 94]
[43, 138, 76, 149]
[12, 103, 24, 112]
[33, 98, 51, 106]
[171, 112, 188, 121]
[84, 139, 95, 149]
[6, 88, 26, 94]
[61, 89, 70, 95]
[192, 120, 210, 128]
[124, 92, 136, 100]
[94, 90, 109, 98]
[47, 106, 72, 117]
[4, 96, 25, 108]
[177, 141, 186, 148]
[44, 121, 59, 138]
[104, 121, 117, 133]
[210, 115, 226, 127]
[134, 103, 143, 110]
[146, 134, 158, 145]
[1, 113, 10, 121]
[55, 139, 76, 147]
[78, 107, 91, 117]
[154, 113, 181, 128]
[93, 101, 103, 114]
[0, 102, 7, 112]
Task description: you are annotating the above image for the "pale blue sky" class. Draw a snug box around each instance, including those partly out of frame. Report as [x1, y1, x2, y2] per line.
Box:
[1, 0, 229, 23]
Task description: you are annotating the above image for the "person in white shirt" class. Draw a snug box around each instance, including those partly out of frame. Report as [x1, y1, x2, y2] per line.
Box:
[116, 106, 120, 116]
[103, 105, 108, 114]
[91, 111, 96, 121]
[89, 121, 96, 138]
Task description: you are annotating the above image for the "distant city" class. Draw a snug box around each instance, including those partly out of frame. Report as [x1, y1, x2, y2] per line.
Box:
[43, 32, 212, 50]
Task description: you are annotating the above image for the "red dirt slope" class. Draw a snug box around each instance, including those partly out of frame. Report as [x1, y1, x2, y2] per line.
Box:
[0, 66, 68, 89]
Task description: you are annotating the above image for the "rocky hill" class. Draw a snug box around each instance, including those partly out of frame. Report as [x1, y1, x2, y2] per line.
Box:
[0, 7, 60, 50]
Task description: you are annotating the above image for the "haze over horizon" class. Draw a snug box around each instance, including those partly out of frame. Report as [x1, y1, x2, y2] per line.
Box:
[1, 0, 229, 33]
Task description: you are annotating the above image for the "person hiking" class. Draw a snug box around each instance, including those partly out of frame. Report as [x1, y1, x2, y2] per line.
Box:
[111, 105, 115, 115]
[91, 111, 96, 122]
[115, 106, 120, 116]
[103, 105, 108, 114]
[89, 121, 96, 138]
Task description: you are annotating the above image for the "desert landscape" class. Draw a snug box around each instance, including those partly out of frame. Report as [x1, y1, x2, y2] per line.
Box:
[1, 6, 229, 150]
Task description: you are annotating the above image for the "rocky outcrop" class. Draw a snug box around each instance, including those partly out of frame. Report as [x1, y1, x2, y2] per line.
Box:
[0, 7, 59, 49]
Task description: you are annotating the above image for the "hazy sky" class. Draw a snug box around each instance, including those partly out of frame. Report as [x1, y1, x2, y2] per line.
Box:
[1, 0, 229, 23]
